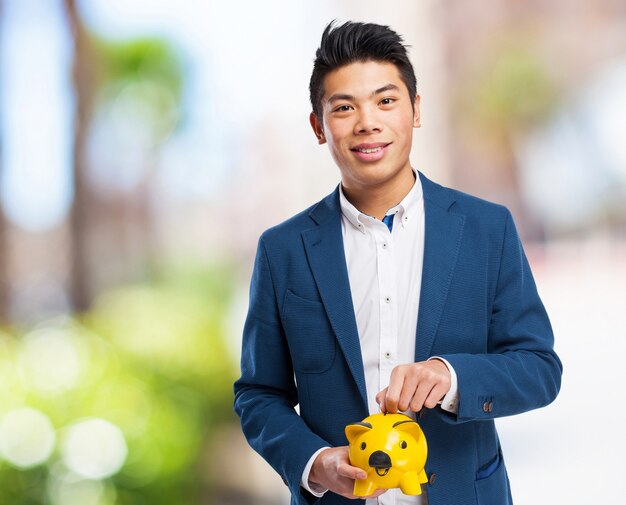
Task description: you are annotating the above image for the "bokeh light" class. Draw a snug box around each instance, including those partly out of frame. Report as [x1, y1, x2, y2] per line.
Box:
[47, 462, 116, 505]
[49, 478, 107, 505]
[17, 327, 83, 394]
[61, 418, 128, 479]
[0, 407, 56, 468]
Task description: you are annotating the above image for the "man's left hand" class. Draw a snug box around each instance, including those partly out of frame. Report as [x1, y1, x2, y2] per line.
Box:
[376, 359, 451, 413]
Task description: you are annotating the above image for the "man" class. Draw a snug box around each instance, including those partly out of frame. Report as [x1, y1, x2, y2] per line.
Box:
[234, 20, 562, 505]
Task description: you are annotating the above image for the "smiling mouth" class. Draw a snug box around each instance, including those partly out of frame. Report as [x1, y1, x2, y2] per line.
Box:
[375, 468, 390, 477]
[352, 146, 383, 154]
[350, 143, 391, 154]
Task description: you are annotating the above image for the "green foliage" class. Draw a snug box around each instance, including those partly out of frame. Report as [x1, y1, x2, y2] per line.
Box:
[90, 34, 185, 141]
[481, 49, 556, 125]
[456, 38, 560, 139]
[0, 264, 238, 505]
[94, 36, 183, 99]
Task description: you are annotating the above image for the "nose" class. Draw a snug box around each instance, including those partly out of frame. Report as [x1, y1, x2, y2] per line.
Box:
[354, 106, 381, 135]
[368, 450, 392, 469]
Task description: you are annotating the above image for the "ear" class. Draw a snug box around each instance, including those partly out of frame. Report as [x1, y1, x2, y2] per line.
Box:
[345, 421, 372, 443]
[413, 94, 421, 128]
[393, 418, 423, 442]
[309, 112, 326, 145]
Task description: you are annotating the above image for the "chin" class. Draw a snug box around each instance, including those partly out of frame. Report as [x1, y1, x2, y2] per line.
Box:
[358, 166, 401, 184]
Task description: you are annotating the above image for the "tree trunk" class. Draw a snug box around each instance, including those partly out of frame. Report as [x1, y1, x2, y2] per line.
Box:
[63, 0, 96, 312]
[0, 0, 10, 324]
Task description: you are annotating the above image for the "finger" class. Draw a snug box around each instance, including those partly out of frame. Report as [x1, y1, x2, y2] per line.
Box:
[337, 462, 367, 481]
[385, 367, 407, 413]
[409, 383, 432, 412]
[343, 487, 387, 500]
[397, 372, 419, 411]
[337, 481, 360, 499]
[424, 382, 449, 409]
[369, 489, 387, 498]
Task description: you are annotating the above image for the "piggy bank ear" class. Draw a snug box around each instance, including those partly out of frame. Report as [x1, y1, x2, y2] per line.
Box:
[345, 421, 372, 443]
[392, 419, 423, 442]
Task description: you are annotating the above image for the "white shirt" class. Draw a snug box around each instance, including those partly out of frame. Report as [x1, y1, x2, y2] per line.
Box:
[301, 169, 458, 504]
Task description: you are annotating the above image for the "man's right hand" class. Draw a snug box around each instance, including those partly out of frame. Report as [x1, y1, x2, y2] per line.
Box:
[308, 446, 387, 500]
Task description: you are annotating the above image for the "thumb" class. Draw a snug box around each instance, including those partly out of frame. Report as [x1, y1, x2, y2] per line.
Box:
[338, 462, 367, 480]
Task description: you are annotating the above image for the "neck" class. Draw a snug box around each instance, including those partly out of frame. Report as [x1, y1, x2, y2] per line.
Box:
[342, 167, 416, 220]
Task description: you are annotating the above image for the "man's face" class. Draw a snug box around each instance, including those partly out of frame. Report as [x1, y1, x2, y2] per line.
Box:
[310, 60, 420, 191]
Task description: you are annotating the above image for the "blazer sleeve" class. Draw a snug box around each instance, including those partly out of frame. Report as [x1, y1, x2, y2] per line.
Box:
[233, 235, 329, 502]
[438, 210, 563, 423]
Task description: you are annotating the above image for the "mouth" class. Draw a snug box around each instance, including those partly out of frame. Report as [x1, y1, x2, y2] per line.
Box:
[350, 142, 391, 162]
[375, 467, 390, 477]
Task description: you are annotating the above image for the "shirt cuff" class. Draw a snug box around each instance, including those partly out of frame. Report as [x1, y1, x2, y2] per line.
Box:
[301, 447, 331, 497]
[428, 356, 459, 413]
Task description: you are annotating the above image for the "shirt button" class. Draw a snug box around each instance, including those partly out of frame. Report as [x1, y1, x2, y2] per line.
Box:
[382, 242, 388, 249]
[384, 296, 391, 303]
[384, 351, 391, 359]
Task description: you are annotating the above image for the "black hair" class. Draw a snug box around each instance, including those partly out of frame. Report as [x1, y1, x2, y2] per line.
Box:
[309, 20, 417, 118]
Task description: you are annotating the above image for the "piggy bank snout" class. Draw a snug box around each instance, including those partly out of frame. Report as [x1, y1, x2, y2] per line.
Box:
[368, 450, 392, 469]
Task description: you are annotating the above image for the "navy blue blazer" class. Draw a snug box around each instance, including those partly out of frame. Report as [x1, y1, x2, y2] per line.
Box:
[234, 171, 562, 505]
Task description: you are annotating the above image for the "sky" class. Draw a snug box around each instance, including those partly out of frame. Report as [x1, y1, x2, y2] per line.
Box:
[0, 0, 74, 231]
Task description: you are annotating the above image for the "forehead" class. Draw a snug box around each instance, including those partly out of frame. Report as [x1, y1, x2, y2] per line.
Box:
[322, 60, 408, 101]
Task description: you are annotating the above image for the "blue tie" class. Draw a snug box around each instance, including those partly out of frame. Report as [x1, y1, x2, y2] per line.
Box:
[382, 213, 394, 233]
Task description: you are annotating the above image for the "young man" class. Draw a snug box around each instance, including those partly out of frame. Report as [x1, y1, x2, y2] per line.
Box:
[234, 21, 562, 505]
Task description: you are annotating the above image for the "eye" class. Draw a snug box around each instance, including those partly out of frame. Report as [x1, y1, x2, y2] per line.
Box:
[400, 441, 407, 449]
[334, 105, 352, 112]
[360, 442, 367, 450]
[380, 97, 395, 105]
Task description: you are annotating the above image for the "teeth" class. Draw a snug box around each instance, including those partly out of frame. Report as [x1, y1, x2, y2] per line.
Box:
[356, 147, 382, 153]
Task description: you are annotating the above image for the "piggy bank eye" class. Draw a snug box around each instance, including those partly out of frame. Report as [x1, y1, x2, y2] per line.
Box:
[360, 442, 367, 450]
[400, 441, 408, 449]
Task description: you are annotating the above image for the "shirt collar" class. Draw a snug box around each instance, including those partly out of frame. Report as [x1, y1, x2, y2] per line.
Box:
[339, 168, 423, 234]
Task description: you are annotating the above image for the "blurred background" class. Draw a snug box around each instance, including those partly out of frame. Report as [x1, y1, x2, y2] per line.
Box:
[0, 0, 625, 504]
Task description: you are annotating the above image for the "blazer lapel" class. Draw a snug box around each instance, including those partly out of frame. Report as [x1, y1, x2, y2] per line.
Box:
[301, 187, 368, 407]
[415, 172, 466, 362]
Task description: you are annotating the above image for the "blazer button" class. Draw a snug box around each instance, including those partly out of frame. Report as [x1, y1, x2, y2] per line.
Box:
[429, 473, 437, 485]
[483, 401, 489, 413]
[488, 402, 493, 413]
[419, 410, 425, 420]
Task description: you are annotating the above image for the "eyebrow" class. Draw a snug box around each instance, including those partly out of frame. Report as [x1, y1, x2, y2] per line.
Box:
[327, 83, 401, 104]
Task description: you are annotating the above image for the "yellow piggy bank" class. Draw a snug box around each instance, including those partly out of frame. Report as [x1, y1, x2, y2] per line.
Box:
[345, 412, 428, 496]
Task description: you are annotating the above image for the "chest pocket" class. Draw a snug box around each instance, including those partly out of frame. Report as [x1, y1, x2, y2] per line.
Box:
[282, 289, 337, 374]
